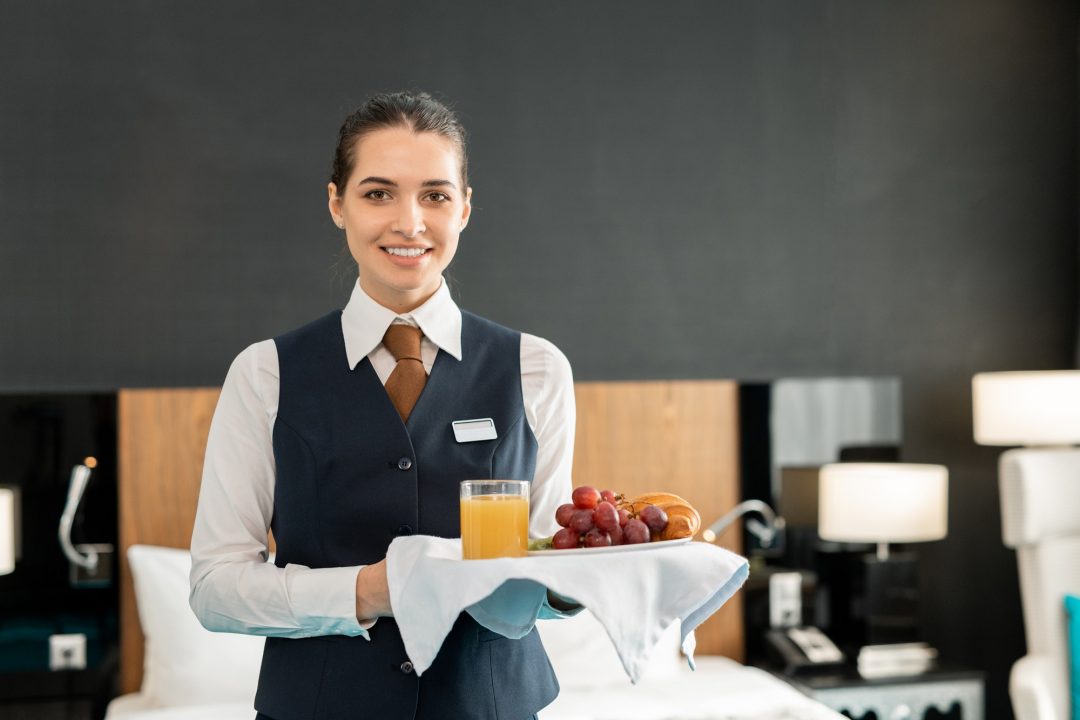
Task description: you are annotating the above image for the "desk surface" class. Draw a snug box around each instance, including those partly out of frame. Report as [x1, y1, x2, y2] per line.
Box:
[782, 664, 986, 690]
[775, 664, 986, 720]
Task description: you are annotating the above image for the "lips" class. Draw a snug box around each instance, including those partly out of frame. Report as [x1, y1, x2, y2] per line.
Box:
[380, 246, 433, 268]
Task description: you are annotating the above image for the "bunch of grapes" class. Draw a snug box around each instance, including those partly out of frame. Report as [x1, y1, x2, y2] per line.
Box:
[551, 486, 669, 549]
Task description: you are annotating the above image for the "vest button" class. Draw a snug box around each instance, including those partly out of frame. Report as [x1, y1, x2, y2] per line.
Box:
[396, 525, 414, 536]
[400, 660, 414, 674]
[397, 457, 413, 471]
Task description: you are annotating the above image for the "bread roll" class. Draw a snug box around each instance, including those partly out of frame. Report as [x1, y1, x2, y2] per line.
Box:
[618, 492, 701, 540]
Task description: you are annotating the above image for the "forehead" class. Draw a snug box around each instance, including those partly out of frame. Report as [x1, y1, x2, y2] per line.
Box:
[351, 127, 460, 184]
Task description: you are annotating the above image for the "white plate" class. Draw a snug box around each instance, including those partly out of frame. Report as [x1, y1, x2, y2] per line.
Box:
[527, 536, 692, 556]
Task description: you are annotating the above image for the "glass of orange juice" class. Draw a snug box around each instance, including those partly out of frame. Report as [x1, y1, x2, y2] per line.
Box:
[460, 480, 529, 559]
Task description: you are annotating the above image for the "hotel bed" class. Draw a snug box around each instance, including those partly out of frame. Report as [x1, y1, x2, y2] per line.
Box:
[108, 383, 844, 720]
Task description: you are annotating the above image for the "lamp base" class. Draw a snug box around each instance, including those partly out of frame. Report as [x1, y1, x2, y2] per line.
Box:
[863, 551, 920, 645]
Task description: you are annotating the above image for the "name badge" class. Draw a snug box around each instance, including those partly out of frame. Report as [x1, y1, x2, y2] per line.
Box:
[452, 418, 497, 443]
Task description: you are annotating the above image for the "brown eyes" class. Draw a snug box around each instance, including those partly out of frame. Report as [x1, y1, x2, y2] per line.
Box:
[362, 190, 451, 203]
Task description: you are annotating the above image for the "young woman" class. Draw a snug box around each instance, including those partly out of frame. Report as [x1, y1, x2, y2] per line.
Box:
[190, 92, 575, 720]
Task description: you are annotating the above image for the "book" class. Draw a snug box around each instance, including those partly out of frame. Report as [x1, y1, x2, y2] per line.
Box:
[858, 642, 938, 662]
[857, 643, 938, 679]
[857, 657, 936, 679]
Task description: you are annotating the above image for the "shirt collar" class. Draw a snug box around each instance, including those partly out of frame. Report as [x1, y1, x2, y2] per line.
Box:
[340, 278, 463, 369]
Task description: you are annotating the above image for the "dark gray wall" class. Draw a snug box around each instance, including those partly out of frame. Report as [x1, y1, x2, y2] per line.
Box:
[2, 2, 1076, 717]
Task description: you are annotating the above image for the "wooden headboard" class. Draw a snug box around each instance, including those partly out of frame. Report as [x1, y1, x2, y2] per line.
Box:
[117, 380, 743, 695]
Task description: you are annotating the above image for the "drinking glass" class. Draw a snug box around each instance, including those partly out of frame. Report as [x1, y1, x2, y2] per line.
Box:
[459, 480, 529, 559]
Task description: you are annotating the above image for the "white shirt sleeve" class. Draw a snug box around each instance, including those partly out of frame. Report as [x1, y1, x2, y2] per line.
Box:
[189, 341, 370, 638]
[520, 334, 576, 539]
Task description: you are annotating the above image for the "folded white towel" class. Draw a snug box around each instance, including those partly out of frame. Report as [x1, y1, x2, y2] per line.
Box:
[385, 536, 748, 683]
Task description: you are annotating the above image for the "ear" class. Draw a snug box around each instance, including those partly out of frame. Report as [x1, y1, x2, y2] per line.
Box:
[460, 186, 473, 232]
[327, 183, 344, 228]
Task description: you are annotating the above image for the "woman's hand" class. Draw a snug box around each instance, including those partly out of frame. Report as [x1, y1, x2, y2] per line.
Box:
[355, 559, 392, 622]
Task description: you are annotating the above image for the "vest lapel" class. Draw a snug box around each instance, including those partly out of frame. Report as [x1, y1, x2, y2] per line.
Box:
[404, 347, 449, 433]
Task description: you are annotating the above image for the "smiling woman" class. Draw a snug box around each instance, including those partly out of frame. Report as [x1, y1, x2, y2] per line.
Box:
[329, 124, 472, 312]
[187, 91, 576, 720]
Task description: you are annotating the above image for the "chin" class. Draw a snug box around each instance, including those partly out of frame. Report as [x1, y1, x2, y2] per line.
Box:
[387, 276, 441, 296]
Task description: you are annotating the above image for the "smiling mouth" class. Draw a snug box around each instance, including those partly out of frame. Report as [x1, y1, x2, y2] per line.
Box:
[382, 247, 431, 258]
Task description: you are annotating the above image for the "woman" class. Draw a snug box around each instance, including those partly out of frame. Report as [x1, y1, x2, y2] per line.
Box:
[190, 92, 575, 720]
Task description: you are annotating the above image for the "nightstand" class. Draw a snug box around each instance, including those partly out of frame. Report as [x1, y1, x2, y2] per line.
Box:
[781, 665, 986, 720]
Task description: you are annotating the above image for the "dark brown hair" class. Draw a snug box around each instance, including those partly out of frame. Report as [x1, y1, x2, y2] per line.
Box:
[330, 91, 469, 195]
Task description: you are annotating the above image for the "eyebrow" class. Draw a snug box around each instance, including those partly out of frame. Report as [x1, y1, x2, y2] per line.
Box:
[357, 176, 458, 190]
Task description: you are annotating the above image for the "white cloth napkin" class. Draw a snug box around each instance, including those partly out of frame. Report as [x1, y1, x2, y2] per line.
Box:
[385, 536, 748, 683]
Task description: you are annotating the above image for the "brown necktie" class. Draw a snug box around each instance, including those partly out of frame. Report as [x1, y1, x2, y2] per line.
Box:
[382, 324, 426, 423]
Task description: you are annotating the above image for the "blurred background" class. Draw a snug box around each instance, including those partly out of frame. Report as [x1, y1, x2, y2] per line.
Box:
[1, 2, 1076, 719]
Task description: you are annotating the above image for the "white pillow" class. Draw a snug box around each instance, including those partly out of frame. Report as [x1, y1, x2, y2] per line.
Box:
[537, 609, 683, 690]
[127, 545, 264, 707]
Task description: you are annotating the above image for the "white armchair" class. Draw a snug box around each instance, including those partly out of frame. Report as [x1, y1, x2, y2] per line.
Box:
[999, 448, 1080, 720]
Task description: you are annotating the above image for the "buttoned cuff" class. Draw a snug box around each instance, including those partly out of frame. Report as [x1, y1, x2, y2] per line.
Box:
[538, 589, 584, 620]
[284, 564, 371, 639]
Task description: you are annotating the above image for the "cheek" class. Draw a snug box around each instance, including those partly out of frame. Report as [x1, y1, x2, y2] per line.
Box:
[440, 232, 460, 262]
[344, 224, 376, 261]
[347, 215, 382, 242]
[345, 236, 364, 265]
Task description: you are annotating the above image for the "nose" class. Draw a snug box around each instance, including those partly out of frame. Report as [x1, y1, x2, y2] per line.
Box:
[393, 199, 426, 239]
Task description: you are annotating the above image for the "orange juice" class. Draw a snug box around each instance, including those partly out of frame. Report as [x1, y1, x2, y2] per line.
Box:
[460, 495, 529, 559]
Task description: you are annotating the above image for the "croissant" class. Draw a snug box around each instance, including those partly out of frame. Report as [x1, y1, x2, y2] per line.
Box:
[618, 492, 702, 540]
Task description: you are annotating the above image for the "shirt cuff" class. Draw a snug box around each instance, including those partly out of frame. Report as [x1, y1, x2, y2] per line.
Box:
[285, 564, 371, 639]
[538, 589, 584, 620]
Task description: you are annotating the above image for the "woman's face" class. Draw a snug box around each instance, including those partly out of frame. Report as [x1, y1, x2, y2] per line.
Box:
[328, 127, 471, 312]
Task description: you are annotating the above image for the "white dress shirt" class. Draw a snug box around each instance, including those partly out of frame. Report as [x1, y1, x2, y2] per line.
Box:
[189, 279, 576, 639]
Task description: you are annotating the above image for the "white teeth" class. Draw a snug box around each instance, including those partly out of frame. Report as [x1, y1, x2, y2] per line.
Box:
[385, 247, 427, 257]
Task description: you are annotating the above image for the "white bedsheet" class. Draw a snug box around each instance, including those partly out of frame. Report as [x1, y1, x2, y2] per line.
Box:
[106, 658, 843, 720]
[540, 657, 844, 720]
[105, 692, 252, 720]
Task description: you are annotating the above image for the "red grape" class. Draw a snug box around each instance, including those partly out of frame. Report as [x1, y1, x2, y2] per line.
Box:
[639, 504, 669, 533]
[593, 501, 618, 532]
[607, 524, 623, 546]
[572, 486, 601, 510]
[600, 489, 618, 505]
[569, 509, 595, 534]
[618, 508, 631, 527]
[624, 519, 650, 544]
[555, 503, 576, 528]
[584, 528, 611, 548]
[552, 527, 580, 549]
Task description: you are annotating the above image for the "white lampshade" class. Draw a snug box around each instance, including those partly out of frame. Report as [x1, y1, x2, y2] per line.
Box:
[0, 487, 14, 575]
[818, 463, 948, 544]
[972, 371, 1080, 446]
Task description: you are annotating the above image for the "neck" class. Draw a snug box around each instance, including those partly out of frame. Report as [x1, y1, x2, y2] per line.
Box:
[359, 277, 440, 314]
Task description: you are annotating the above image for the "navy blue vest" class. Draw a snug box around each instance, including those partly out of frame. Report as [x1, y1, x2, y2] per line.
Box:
[254, 310, 559, 720]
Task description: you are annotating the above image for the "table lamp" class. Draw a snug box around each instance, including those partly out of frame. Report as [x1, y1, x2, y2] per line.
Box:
[973, 370, 1080, 446]
[818, 463, 948, 645]
[0, 486, 17, 575]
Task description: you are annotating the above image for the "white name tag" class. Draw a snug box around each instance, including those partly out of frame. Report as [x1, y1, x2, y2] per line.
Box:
[452, 418, 497, 443]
